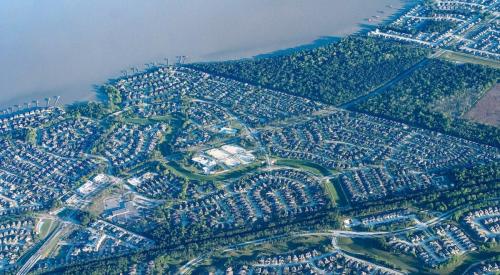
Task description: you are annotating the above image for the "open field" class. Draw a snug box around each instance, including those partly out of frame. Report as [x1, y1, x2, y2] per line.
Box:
[195, 235, 331, 271]
[445, 246, 500, 275]
[87, 185, 123, 216]
[464, 85, 500, 127]
[331, 178, 350, 208]
[441, 51, 500, 69]
[37, 219, 57, 240]
[337, 237, 425, 274]
[323, 179, 345, 207]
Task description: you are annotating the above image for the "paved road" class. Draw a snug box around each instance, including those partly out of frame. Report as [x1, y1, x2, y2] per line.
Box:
[16, 223, 67, 275]
[176, 202, 468, 275]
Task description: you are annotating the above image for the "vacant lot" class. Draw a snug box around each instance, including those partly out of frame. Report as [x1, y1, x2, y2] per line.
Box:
[464, 84, 500, 127]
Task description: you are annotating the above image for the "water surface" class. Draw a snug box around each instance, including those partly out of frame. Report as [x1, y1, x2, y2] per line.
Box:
[0, 0, 403, 108]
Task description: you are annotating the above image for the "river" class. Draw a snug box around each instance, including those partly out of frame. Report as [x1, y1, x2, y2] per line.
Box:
[0, 0, 404, 108]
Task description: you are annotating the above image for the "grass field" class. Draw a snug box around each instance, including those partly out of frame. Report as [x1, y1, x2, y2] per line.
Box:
[194, 235, 331, 272]
[440, 51, 500, 69]
[324, 180, 340, 203]
[274, 158, 332, 176]
[444, 245, 500, 275]
[37, 218, 56, 239]
[464, 84, 500, 127]
[337, 237, 426, 274]
[323, 179, 348, 207]
[331, 178, 350, 207]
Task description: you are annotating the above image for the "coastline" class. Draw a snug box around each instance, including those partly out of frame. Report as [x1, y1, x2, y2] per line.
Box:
[0, 0, 409, 111]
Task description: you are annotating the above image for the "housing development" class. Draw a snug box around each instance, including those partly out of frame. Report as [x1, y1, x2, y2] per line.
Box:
[371, 0, 499, 59]
[0, 0, 499, 274]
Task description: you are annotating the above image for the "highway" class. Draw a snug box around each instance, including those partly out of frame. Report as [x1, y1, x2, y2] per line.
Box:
[16, 223, 68, 275]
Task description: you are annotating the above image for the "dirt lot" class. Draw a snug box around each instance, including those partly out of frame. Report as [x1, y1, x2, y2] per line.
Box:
[464, 84, 500, 127]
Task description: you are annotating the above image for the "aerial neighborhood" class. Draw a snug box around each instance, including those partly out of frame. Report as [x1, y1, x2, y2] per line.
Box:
[371, 0, 499, 60]
[0, 0, 499, 274]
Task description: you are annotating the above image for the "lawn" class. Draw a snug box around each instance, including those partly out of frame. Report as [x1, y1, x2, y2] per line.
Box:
[444, 245, 500, 275]
[274, 158, 332, 176]
[337, 237, 427, 274]
[37, 218, 56, 239]
[323, 179, 347, 207]
[194, 235, 331, 272]
[440, 51, 500, 69]
[330, 178, 350, 208]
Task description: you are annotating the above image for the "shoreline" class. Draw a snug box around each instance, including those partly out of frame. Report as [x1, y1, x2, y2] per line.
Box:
[0, 0, 412, 111]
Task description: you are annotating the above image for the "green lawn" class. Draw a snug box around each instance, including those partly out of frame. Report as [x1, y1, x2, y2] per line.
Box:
[440, 51, 500, 69]
[323, 180, 343, 207]
[274, 158, 332, 176]
[337, 237, 426, 274]
[38, 219, 56, 239]
[194, 235, 331, 273]
[337, 238, 500, 274]
[330, 178, 350, 208]
[444, 245, 500, 275]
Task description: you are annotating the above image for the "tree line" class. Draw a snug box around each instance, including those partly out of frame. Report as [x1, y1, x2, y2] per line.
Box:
[189, 36, 428, 106]
[353, 59, 500, 147]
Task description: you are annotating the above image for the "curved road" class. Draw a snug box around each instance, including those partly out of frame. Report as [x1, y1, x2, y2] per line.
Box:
[176, 201, 482, 275]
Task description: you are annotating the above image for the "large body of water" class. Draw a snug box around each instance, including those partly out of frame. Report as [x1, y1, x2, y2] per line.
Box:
[0, 0, 404, 108]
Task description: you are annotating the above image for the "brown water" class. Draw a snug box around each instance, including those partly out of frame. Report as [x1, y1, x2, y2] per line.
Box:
[0, 0, 404, 108]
